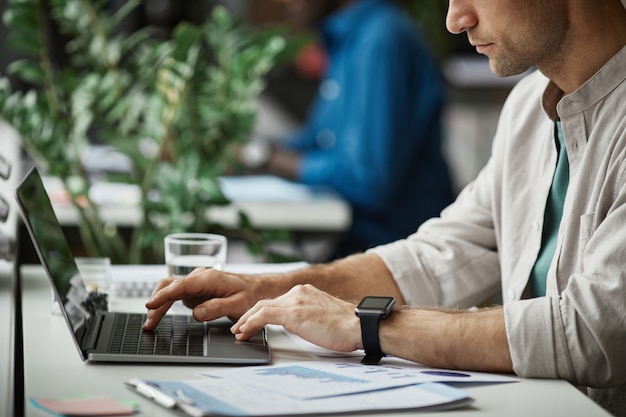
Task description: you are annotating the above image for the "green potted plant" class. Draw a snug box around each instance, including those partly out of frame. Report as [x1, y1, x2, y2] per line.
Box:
[0, 0, 287, 264]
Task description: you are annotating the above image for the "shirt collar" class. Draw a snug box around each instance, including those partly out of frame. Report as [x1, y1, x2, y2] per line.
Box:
[544, 44, 626, 120]
[542, 81, 564, 122]
[317, 0, 386, 50]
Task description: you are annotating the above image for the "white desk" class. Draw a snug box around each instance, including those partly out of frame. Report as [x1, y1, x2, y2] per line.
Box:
[21, 265, 611, 417]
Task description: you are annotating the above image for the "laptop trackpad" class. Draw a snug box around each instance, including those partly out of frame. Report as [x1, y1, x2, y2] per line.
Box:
[206, 317, 266, 345]
[208, 324, 237, 342]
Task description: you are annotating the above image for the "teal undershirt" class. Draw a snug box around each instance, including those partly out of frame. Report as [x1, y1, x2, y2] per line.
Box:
[529, 121, 569, 297]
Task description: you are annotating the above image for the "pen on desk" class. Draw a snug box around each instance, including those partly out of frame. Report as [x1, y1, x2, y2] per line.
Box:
[128, 379, 177, 408]
[176, 389, 195, 405]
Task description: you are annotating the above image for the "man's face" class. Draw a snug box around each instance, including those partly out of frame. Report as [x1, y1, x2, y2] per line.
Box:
[274, 0, 342, 27]
[446, 0, 570, 77]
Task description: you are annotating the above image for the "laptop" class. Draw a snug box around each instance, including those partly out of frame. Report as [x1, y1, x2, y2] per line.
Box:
[15, 167, 271, 364]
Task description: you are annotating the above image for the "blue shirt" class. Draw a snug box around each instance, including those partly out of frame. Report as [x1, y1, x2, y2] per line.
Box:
[282, 0, 453, 250]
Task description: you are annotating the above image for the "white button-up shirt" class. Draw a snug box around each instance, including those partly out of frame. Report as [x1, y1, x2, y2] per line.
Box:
[370, 45, 626, 389]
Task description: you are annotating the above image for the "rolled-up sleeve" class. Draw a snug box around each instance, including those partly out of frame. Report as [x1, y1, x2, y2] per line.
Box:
[369, 156, 502, 309]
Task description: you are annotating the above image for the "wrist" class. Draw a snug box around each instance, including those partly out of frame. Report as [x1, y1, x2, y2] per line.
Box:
[377, 308, 404, 359]
[355, 296, 396, 365]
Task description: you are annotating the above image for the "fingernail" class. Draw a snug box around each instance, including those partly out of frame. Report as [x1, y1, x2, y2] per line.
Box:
[143, 317, 151, 328]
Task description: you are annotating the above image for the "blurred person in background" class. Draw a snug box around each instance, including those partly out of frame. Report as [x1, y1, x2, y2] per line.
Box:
[239, 0, 454, 259]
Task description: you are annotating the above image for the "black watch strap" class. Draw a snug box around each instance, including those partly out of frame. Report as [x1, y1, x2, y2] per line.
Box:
[359, 314, 384, 365]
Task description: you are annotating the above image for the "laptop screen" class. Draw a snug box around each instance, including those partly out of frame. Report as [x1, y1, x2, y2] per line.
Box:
[15, 167, 95, 333]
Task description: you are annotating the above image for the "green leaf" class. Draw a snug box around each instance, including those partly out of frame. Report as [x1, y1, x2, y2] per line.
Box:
[0, 1, 289, 263]
[6, 31, 40, 55]
[170, 22, 202, 62]
[3, 5, 38, 28]
[7, 59, 45, 84]
[212, 5, 233, 29]
[107, 0, 141, 30]
[197, 177, 229, 205]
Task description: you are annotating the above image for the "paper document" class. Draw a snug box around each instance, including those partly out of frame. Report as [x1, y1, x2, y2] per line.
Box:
[127, 359, 516, 416]
[126, 378, 472, 416]
[218, 175, 339, 202]
[278, 323, 517, 395]
[202, 360, 516, 400]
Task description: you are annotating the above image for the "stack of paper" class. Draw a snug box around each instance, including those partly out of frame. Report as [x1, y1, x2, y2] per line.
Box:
[127, 360, 517, 416]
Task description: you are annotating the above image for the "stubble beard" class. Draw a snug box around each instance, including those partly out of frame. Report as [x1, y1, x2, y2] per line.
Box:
[485, 4, 570, 78]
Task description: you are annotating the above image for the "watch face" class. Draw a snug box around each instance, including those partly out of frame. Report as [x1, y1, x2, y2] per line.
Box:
[356, 296, 395, 315]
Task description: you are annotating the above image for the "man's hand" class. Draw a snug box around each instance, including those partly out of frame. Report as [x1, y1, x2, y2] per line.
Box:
[231, 284, 362, 353]
[142, 267, 279, 331]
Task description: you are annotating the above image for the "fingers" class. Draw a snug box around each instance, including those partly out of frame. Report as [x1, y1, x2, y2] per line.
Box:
[141, 277, 175, 331]
[231, 284, 320, 335]
[145, 269, 209, 309]
[231, 284, 361, 353]
[142, 299, 175, 331]
[142, 268, 253, 330]
[231, 298, 290, 340]
[143, 272, 213, 330]
[230, 285, 301, 338]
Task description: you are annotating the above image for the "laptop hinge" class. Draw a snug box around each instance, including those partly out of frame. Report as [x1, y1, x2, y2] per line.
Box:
[83, 313, 106, 352]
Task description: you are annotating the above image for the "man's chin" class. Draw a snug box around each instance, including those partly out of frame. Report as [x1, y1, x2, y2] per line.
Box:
[488, 60, 533, 78]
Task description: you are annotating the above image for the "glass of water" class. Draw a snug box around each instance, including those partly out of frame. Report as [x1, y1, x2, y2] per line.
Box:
[164, 233, 228, 278]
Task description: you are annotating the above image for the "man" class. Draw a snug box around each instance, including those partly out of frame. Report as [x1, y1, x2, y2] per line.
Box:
[145, 0, 626, 413]
[240, 0, 453, 258]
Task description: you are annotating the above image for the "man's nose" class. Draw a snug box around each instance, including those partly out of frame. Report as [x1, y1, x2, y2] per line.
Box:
[446, 0, 477, 34]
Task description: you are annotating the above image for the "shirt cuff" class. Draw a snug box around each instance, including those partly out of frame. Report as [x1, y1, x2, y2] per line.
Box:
[503, 297, 575, 381]
[367, 241, 442, 307]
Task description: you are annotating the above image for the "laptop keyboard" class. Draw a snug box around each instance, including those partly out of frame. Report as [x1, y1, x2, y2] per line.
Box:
[108, 313, 205, 356]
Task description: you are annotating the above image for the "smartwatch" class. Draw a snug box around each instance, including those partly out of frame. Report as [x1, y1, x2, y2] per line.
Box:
[355, 296, 395, 365]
